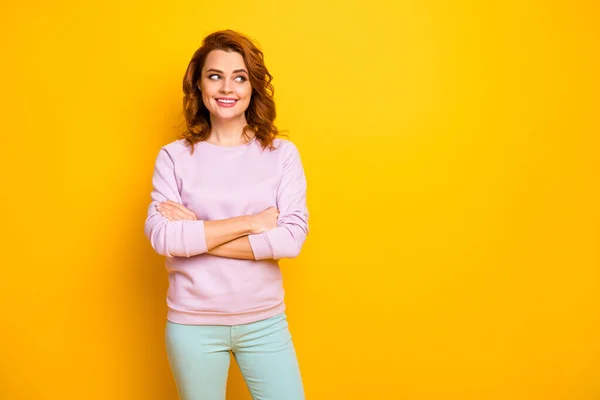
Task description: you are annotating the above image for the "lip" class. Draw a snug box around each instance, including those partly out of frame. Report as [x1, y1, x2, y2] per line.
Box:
[215, 98, 238, 108]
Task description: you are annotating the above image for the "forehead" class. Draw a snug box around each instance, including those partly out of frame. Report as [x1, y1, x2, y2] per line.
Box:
[203, 50, 247, 72]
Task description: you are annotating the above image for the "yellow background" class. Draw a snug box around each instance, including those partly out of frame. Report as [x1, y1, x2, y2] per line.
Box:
[1, 1, 598, 399]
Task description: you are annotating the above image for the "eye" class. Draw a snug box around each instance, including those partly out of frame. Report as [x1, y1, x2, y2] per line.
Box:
[209, 74, 220, 80]
[235, 76, 247, 82]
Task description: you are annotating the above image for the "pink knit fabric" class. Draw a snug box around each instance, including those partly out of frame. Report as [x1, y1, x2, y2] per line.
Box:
[144, 138, 308, 325]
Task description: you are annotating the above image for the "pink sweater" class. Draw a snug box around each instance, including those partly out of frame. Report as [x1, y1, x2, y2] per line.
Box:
[144, 137, 309, 325]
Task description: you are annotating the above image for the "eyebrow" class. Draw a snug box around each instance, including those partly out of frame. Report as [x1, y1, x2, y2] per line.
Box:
[205, 68, 248, 75]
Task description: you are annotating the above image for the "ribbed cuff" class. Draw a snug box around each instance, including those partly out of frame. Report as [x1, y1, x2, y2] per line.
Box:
[248, 232, 273, 260]
[182, 220, 208, 257]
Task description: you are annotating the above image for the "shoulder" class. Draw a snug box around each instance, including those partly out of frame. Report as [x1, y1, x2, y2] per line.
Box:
[156, 138, 191, 159]
[272, 137, 300, 157]
[270, 138, 305, 170]
[165, 138, 190, 154]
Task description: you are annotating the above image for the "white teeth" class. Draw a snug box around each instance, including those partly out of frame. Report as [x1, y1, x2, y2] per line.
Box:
[217, 99, 236, 104]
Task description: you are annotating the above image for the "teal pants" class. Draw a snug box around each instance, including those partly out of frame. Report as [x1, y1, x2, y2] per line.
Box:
[165, 312, 305, 400]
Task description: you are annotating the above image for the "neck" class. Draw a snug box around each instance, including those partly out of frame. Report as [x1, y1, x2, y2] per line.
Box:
[208, 114, 251, 145]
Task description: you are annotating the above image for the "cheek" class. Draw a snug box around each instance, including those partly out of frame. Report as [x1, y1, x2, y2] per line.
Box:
[201, 95, 211, 109]
[241, 96, 252, 109]
[240, 85, 252, 98]
[201, 91, 214, 107]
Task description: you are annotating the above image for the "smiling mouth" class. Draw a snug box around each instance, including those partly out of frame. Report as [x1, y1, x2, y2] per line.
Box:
[215, 98, 238, 104]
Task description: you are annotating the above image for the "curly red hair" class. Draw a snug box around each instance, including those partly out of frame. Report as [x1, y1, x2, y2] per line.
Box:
[179, 29, 286, 154]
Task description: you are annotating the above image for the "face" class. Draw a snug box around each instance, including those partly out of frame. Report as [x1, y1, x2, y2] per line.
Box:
[199, 50, 252, 121]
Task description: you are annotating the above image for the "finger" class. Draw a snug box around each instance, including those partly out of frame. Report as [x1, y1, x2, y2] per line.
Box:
[156, 204, 177, 220]
[157, 206, 172, 220]
[162, 210, 182, 221]
[156, 203, 170, 216]
[163, 200, 196, 218]
[161, 207, 185, 220]
[172, 209, 189, 220]
[161, 205, 190, 220]
[172, 204, 196, 218]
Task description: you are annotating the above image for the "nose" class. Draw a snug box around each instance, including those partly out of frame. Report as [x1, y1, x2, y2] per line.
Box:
[219, 79, 232, 94]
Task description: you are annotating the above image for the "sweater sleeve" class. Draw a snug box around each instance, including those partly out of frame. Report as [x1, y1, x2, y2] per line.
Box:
[143, 147, 208, 258]
[248, 142, 309, 260]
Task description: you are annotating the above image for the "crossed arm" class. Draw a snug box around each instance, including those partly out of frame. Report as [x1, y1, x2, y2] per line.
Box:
[209, 235, 255, 259]
[156, 200, 275, 260]
[143, 143, 309, 261]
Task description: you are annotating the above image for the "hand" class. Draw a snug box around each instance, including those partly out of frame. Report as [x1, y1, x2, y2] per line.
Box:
[156, 200, 198, 221]
[249, 206, 280, 234]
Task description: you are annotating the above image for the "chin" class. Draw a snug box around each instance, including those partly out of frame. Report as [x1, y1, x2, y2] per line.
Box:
[215, 111, 245, 119]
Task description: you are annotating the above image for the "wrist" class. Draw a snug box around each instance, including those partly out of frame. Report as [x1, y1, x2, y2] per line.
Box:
[242, 215, 255, 235]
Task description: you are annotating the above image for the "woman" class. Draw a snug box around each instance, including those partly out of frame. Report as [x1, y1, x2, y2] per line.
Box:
[143, 29, 308, 400]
